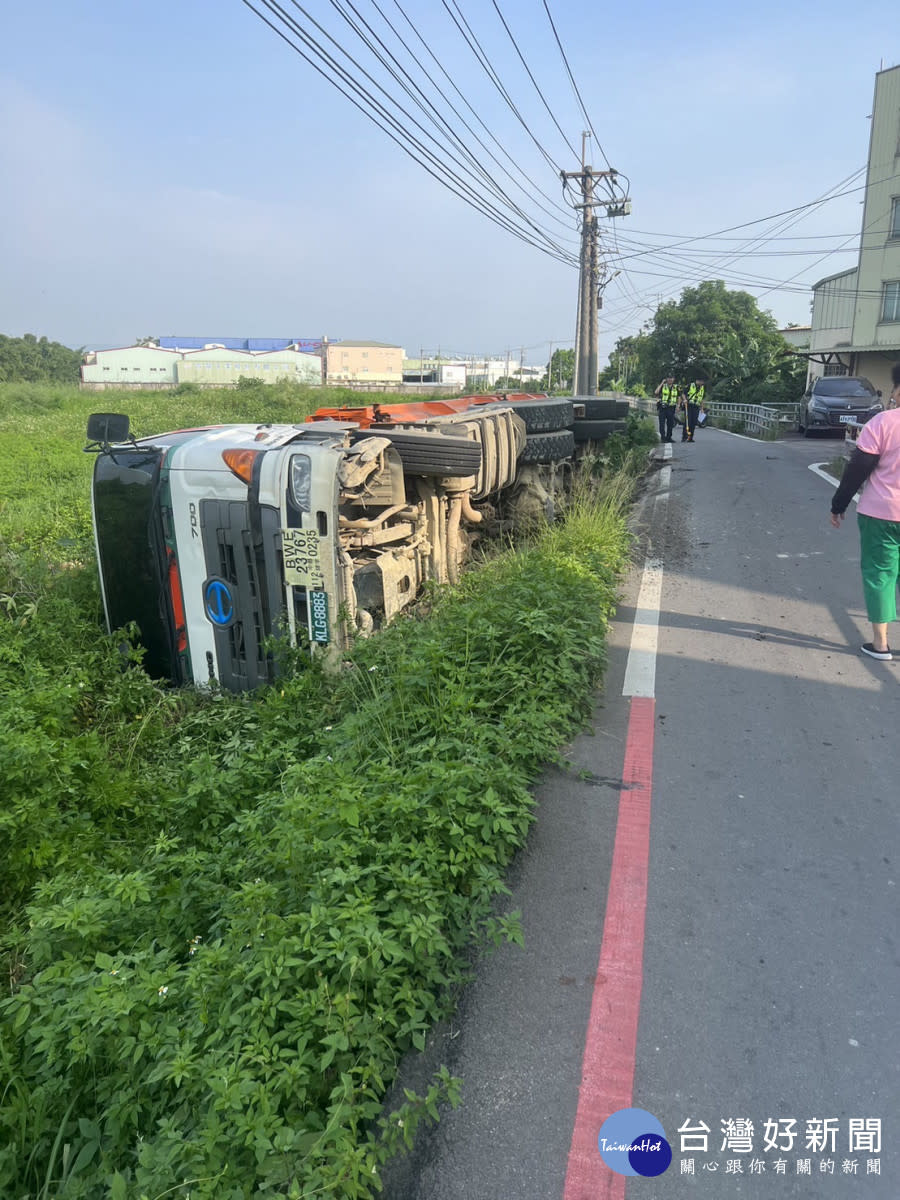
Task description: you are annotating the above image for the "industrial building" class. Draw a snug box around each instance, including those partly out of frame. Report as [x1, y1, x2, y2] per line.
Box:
[81, 342, 322, 388]
[176, 346, 321, 386]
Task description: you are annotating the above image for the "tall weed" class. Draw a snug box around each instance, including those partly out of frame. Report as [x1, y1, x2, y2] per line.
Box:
[1, 478, 633, 1198]
[1, 384, 645, 1196]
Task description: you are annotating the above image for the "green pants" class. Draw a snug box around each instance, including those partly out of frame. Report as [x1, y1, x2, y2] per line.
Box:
[858, 513, 900, 623]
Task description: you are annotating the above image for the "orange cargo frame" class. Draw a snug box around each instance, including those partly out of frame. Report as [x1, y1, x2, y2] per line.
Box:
[307, 393, 548, 429]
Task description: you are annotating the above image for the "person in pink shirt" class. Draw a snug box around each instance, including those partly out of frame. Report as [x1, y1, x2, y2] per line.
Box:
[830, 361, 900, 660]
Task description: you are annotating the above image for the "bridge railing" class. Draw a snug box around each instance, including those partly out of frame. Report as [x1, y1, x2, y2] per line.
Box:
[633, 397, 802, 439]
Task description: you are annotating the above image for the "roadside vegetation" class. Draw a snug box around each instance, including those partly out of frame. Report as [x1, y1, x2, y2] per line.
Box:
[0, 381, 651, 1197]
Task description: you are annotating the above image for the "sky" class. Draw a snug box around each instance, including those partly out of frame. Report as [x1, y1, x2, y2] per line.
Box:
[0, 0, 895, 371]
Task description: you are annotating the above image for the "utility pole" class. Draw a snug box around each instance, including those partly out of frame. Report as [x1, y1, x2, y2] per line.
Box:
[563, 135, 628, 397]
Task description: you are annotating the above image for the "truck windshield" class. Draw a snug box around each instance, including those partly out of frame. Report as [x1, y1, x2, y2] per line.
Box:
[93, 448, 179, 681]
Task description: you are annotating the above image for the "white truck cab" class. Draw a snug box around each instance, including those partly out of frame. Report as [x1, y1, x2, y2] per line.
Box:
[87, 396, 574, 691]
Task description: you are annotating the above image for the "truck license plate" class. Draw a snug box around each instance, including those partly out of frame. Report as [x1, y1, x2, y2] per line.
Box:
[309, 590, 329, 643]
[282, 527, 325, 589]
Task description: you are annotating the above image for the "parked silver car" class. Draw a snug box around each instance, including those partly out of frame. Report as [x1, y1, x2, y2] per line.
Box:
[798, 376, 882, 437]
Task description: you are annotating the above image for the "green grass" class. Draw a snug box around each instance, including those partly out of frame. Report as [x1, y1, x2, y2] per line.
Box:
[0, 381, 429, 558]
[0, 381, 647, 1198]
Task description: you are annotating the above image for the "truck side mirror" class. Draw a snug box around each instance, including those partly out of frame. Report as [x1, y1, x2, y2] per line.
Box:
[87, 413, 130, 443]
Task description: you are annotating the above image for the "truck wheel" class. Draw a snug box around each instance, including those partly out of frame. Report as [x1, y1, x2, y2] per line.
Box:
[519, 429, 576, 464]
[503, 398, 574, 433]
[573, 418, 626, 444]
[577, 398, 630, 420]
[365, 430, 483, 475]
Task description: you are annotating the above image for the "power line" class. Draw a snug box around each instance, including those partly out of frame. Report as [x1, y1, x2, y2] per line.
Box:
[488, 0, 579, 160]
[382, 0, 578, 230]
[324, 0, 580, 250]
[541, 0, 613, 178]
[240, 0, 580, 265]
[439, 0, 568, 176]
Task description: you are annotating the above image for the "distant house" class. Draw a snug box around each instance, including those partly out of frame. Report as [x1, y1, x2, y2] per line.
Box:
[778, 325, 811, 352]
[465, 358, 518, 387]
[402, 357, 468, 387]
[323, 340, 404, 384]
[808, 64, 900, 396]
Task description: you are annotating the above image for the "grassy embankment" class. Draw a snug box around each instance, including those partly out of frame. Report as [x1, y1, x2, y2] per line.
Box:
[0, 381, 655, 1198]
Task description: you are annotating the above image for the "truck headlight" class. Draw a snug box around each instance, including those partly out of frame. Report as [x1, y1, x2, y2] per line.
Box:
[289, 454, 312, 511]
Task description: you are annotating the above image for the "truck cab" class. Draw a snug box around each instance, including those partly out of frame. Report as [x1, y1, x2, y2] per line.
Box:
[87, 397, 570, 691]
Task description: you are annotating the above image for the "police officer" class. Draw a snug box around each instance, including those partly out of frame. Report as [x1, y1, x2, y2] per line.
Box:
[654, 376, 680, 442]
[681, 377, 707, 442]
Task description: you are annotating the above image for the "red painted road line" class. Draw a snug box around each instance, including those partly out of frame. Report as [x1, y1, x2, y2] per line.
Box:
[563, 694, 656, 1200]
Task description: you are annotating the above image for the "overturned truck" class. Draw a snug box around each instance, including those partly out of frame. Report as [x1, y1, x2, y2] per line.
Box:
[87, 393, 615, 691]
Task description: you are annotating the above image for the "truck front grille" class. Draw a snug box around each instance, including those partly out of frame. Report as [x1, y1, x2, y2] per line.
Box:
[200, 499, 283, 691]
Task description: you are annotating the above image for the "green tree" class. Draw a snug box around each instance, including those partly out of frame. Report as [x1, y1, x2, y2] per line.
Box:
[545, 348, 575, 393]
[599, 332, 654, 393]
[599, 280, 803, 403]
[0, 333, 82, 383]
[645, 280, 782, 384]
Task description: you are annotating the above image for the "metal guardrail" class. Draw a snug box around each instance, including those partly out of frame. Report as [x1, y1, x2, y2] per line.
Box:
[634, 397, 802, 439]
[624, 396, 806, 439]
[706, 402, 802, 437]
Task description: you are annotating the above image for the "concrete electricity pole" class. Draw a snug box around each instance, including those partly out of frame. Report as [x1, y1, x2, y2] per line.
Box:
[563, 136, 629, 396]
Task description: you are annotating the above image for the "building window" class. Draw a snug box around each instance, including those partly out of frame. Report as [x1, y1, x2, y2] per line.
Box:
[891, 198, 900, 240]
[362, 351, 368, 358]
[882, 281, 900, 323]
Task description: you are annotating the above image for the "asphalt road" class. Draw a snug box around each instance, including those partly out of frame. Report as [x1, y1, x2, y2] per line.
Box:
[380, 426, 899, 1199]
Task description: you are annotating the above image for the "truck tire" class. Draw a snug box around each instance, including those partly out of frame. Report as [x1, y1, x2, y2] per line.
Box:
[519, 428, 576, 464]
[503, 397, 574, 433]
[573, 418, 626, 444]
[577, 397, 620, 420]
[367, 430, 483, 476]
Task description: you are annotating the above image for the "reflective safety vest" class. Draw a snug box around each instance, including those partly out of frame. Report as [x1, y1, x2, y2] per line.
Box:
[661, 384, 679, 406]
[687, 384, 705, 405]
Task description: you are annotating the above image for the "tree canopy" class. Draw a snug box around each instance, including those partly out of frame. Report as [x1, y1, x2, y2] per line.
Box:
[601, 280, 806, 403]
[0, 334, 82, 383]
